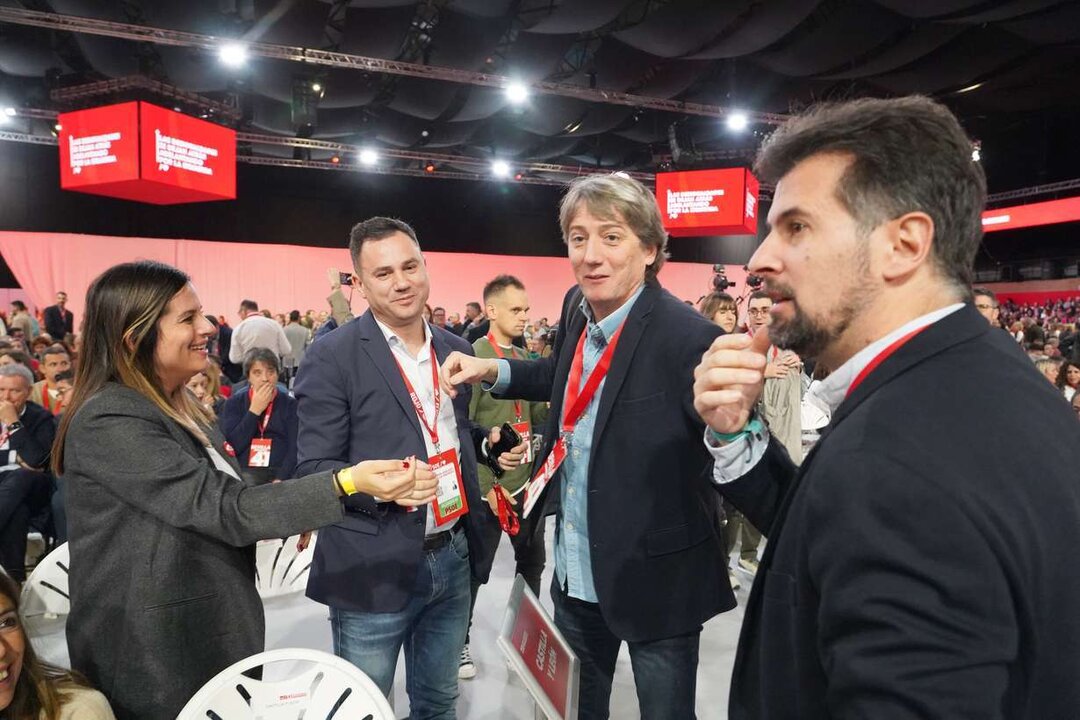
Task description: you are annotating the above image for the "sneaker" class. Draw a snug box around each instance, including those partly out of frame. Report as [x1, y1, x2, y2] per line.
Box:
[728, 570, 741, 591]
[458, 644, 477, 680]
[738, 558, 759, 576]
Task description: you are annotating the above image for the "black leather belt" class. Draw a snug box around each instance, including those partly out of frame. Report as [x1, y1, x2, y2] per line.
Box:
[423, 524, 460, 553]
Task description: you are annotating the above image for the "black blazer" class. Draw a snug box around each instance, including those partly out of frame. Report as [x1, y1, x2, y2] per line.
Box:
[294, 312, 490, 612]
[218, 388, 298, 478]
[43, 304, 73, 341]
[499, 281, 732, 642]
[8, 401, 56, 469]
[722, 304, 1080, 719]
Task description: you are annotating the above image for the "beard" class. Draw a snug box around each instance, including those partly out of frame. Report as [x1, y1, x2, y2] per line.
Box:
[765, 249, 877, 360]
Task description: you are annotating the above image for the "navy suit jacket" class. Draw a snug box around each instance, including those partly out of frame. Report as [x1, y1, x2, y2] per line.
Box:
[497, 280, 733, 642]
[721, 305, 1080, 719]
[218, 389, 298, 478]
[294, 311, 490, 612]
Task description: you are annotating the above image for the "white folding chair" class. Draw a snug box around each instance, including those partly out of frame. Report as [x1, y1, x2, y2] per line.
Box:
[255, 532, 316, 599]
[19, 541, 70, 637]
[175, 647, 395, 720]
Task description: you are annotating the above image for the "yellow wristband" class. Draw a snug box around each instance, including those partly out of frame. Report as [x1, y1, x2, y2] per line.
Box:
[336, 467, 358, 495]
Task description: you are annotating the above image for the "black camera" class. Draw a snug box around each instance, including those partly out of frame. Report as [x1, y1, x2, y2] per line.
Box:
[339, 272, 353, 287]
[744, 265, 763, 289]
[712, 264, 736, 292]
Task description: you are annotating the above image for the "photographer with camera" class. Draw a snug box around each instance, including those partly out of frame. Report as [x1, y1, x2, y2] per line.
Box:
[459, 274, 550, 680]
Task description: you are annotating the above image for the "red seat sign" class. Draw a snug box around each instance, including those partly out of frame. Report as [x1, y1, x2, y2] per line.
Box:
[655, 167, 759, 236]
[58, 101, 236, 205]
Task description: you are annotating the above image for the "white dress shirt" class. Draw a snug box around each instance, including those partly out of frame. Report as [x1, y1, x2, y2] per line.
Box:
[707, 303, 965, 484]
[374, 317, 462, 536]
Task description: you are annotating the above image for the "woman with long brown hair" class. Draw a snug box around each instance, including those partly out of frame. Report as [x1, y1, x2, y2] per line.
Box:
[0, 571, 115, 719]
[52, 260, 437, 720]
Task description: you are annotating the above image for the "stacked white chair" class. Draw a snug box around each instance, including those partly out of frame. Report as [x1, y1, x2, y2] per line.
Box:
[19, 541, 70, 637]
[255, 532, 316, 599]
[175, 647, 395, 720]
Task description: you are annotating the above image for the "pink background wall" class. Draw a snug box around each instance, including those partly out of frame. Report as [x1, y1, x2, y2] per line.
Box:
[0, 231, 750, 329]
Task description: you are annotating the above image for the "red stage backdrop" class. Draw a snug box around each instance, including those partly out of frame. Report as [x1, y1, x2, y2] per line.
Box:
[0, 232, 750, 329]
[58, 102, 236, 205]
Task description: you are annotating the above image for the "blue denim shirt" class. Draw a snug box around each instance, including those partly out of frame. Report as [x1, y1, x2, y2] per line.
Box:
[491, 284, 644, 601]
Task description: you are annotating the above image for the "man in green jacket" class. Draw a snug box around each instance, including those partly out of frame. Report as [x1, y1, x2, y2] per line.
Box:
[460, 274, 549, 680]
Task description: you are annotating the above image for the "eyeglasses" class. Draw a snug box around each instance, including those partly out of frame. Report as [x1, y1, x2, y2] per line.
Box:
[748, 308, 772, 316]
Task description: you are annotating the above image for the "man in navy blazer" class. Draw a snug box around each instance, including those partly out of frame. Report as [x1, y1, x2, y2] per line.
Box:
[442, 175, 732, 719]
[294, 216, 523, 719]
[694, 96, 1080, 718]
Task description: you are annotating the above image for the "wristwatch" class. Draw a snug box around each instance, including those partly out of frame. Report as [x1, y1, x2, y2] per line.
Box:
[6, 420, 23, 433]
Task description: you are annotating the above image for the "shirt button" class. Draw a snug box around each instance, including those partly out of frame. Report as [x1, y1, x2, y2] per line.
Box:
[567, 522, 574, 531]
[568, 487, 575, 495]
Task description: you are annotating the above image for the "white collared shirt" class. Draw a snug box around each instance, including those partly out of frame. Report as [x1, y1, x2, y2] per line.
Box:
[707, 303, 965, 483]
[373, 317, 462, 535]
[0, 405, 28, 471]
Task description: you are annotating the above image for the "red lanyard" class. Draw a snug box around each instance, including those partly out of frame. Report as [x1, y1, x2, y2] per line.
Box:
[247, 388, 275, 436]
[486, 333, 522, 420]
[42, 385, 54, 412]
[846, 325, 929, 398]
[393, 343, 443, 449]
[493, 482, 520, 536]
[562, 323, 625, 433]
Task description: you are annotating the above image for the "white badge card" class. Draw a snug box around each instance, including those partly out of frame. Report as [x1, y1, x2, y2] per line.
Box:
[249, 438, 272, 468]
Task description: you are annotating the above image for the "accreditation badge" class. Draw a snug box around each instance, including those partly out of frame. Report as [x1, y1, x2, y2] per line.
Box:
[430, 448, 469, 526]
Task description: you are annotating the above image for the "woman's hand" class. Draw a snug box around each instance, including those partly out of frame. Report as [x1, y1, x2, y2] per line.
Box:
[249, 383, 276, 415]
[347, 457, 439, 507]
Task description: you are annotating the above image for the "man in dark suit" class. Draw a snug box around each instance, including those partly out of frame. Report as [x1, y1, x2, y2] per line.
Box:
[442, 175, 732, 719]
[0, 363, 56, 580]
[294, 216, 524, 719]
[693, 96, 1080, 719]
[43, 290, 74, 341]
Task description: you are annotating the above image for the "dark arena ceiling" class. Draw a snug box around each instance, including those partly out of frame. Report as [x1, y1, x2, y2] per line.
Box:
[0, 0, 1078, 191]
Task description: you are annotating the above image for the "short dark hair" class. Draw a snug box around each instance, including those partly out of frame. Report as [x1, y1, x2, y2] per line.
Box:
[972, 288, 998, 307]
[55, 369, 75, 383]
[289, 310, 301, 322]
[754, 95, 986, 291]
[243, 347, 281, 377]
[749, 290, 771, 302]
[42, 344, 70, 361]
[349, 217, 420, 272]
[11, 300, 26, 311]
[466, 302, 481, 313]
[483, 275, 525, 303]
[433, 306, 445, 314]
[240, 299, 259, 313]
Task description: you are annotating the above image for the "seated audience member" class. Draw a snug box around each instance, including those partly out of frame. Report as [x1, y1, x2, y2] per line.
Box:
[49, 369, 75, 544]
[0, 364, 56, 581]
[1072, 391, 1080, 420]
[0, 571, 116, 720]
[1057, 359, 1080, 401]
[0, 351, 34, 372]
[56, 260, 433, 719]
[1035, 357, 1062, 384]
[29, 335, 54, 361]
[30, 346, 72, 417]
[219, 348, 298, 485]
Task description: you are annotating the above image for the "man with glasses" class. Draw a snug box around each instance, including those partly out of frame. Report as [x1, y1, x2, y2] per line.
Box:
[973, 287, 1001, 327]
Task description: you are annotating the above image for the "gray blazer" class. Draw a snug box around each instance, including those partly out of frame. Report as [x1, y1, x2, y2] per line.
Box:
[63, 383, 343, 720]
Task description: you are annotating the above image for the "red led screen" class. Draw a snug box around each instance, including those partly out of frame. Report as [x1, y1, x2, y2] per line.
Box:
[57, 102, 236, 205]
[655, 167, 759, 237]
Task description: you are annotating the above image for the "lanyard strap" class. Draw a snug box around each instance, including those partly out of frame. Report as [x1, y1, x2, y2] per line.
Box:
[393, 343, 443, 448]
[846, 325, 930, 398]
[562, 323, 625, 433]
[493, 482, 520, 536]
[247, 388, 275, 437]
[486, 333, 522, 420]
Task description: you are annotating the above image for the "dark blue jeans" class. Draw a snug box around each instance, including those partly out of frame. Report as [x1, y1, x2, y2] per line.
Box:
[551, 580, 700, 720]
[330, 528, 470, 720]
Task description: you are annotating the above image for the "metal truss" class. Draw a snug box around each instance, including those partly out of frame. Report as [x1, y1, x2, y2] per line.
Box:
[49, 76, 240, 121]
[986, 178, 1080, 204]
[0, 6, 788, 124]
[0, 130, 59, 147]
[653, 147, 758, 165]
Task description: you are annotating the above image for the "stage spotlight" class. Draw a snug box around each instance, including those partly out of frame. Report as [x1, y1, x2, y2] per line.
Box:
[330, 155, 341, 164]
[491, 159, 510, 178]
[359, 148, 378, 166]
[505, 82, 529, 105]
[312, 82, 323, 93]
[425, 162, 436, 173]
[3, 107, 16, 118]
[218, 42, 249, 68]
[54, 123, 62, 132]
[726, 112, 748, 132]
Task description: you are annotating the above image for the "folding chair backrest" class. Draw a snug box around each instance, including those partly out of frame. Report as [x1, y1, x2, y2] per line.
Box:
[255, 532, 315, 599]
